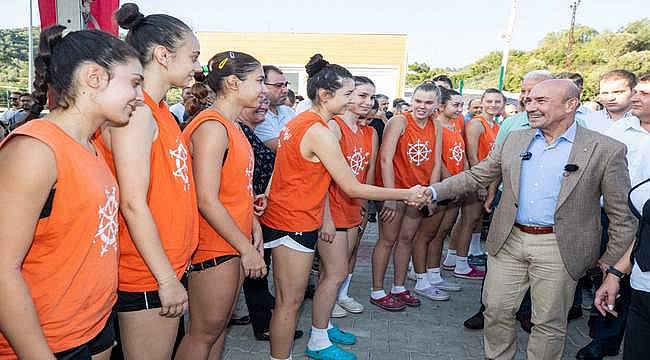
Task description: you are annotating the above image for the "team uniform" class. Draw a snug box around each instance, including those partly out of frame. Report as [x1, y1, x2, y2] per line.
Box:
[328, 116, 374, 231]
[441, 116, 466, 176]
[0, 121, 119, 358]
[96, 91, 199, 311]
[182, 109, 255, 270]
[472, 115, 500, 162]
[261, 111, 332, 252]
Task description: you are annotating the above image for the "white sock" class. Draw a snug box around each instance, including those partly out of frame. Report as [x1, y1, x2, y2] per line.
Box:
[469, 233, 484, 256]
[270, 357, 292, 360]
[427, 267, 443, 284]
[307, 326, 332, 351]
[371, 289, 386, 300]
[443, 250, 457, 267]
[415, 273, 430, 290]
[338, 274, 352, 301]
[391, 285, 406, 294]
[455, 256, 471, 274]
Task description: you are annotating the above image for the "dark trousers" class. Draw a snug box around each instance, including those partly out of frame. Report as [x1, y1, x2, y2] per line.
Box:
[586, 210, 630, 347]
[242, 248, 275, 334]
[623, 289, 650, 360]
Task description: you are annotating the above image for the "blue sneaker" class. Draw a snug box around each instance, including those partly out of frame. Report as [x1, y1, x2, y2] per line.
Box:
[327, 326, 356, 345]
[305, 344, 357, 360]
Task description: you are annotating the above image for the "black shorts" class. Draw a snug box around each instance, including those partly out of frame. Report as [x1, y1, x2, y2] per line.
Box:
[262, 224, 319, 251]
[190, 254, 239, 272]
[115, 276, 188, 312]
[54, 311, 117, 359]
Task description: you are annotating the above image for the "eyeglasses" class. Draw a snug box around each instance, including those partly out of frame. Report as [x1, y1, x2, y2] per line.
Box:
[265, 81, 289, 89]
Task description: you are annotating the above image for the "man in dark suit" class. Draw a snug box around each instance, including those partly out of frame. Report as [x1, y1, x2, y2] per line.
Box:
[426, 80, 637, 359]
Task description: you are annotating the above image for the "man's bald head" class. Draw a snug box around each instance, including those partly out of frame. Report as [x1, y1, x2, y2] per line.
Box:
[520, 70, 555, 105]
[526, 79, 580, 134]
[534, 79, 579, 101]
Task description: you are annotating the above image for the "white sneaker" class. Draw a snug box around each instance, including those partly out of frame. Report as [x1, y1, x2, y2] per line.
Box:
[432, 278, 462, 292]
[331, 303, 347, 318]
[413, 285, 450, 301]
[337, 297, 364, 313]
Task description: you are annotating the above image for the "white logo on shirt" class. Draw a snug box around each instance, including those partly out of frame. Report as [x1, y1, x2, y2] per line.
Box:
[347, 146, 370, 176]
[407, 139, 432, 166]
[169, 139, 190, 192]
[449, 141, 465, 166]
[95, 186, 119, 256]
[277, 126, 292, 149]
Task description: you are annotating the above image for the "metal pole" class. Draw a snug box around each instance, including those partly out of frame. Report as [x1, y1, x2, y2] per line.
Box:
[498, 0, 519, 90]
[28, 0, 34, 92]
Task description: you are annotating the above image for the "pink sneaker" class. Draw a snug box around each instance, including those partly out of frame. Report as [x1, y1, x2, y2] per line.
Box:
[453, 267, 485, 280]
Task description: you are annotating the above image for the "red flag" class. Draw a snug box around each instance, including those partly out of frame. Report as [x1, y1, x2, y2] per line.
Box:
[38, 0, 119, 35]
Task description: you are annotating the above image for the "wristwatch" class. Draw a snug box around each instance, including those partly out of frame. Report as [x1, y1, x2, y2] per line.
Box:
[606, 265, 626, 280]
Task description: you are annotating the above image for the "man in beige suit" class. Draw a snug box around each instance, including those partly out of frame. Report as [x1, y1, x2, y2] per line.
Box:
[427, 80, 637, 360]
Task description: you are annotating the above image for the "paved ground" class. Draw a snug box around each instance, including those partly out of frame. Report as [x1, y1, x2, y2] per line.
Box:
[223, 222, 622, 359]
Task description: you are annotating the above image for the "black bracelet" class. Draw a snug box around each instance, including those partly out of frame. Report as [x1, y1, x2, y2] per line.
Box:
[606, 265, 626, 280]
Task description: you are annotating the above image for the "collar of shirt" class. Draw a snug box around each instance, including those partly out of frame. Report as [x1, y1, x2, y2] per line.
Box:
[533, 120, 577, 146]
[618, 116, 649, 134]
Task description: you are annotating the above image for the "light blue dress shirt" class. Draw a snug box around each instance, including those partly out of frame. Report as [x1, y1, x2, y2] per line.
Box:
[254, 105, 296, 142]
[515, 121, 577, 226]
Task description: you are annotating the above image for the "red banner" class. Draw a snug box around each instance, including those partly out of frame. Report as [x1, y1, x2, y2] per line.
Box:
[38, 0, 119, 35]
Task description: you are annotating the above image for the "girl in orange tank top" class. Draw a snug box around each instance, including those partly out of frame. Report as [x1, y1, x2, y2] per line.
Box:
[95, 4, 200, 359]
[0, 26, 143, 359]
[414, 88, 469, 296]
[371, 82, 444, 310]
[314, 76, 379, 341]
[262, 54, 429, 360]
[442, 88, 505, 281]
[174, 51, 267, 359]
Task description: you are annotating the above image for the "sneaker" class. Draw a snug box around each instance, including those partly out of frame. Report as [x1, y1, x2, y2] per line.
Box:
[330, 303, 347, 318]
[414, 286, 450, 301]
[337, 297, 364, 314]
[327, 326, 356, 345]
[454, 267, 486, 280]
[306, 344, 357, 360]
[391, 290, 421, 307]
[442, 264, 456, 271]
[369, 294, 406, 312]
[468, 254, 487, 267]
[431, 278, 462, 292]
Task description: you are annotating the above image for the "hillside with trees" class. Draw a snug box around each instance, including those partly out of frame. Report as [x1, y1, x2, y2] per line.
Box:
[407, 19, 650, 100]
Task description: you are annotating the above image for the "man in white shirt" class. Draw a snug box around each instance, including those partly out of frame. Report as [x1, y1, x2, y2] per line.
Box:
[578, 73, 650, 360]
[1, 92, 22, 125]
[254, 65, 296, 152]
[594, 73, 650, 359]
[169, 86, 191, 123]
[584, 70, 636, 134]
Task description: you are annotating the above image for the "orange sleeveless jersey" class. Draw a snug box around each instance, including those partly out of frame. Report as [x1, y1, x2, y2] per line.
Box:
[378, 112, 437, 188]
[96, 92, 198, 292]
[473, 115, 500, 161]
[182, 110, 254, 263]
[262, 111, 332, 232]
[441, 119, 466, 176]
[0, 121, 119, 356]
[328, 116, 374, 228]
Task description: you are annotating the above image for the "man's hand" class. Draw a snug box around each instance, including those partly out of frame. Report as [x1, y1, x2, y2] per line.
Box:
[594, 274, 621, 317]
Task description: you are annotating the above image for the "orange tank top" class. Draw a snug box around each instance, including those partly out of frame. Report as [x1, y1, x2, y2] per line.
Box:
[96, 92, 199, 292]
[182, 109, 254, 263]
[0, 121, 119, 356]
[328, 116, 374, 228]
[441, 119, 466, 176]
[391, 112, 437, 188]
[262, 111, 332, 232]
[474, 115, 500, 162]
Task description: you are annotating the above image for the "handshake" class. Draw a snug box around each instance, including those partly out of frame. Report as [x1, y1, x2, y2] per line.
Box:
[405, 185, 434, 207]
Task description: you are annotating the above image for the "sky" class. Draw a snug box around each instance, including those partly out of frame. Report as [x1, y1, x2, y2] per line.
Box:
[2, 0, 647, 68]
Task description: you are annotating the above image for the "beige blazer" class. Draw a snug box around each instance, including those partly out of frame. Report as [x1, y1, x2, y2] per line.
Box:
[432, 125, 637, 280]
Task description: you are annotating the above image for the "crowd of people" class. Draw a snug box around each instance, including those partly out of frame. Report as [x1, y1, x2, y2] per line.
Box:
[0, 4, 649, 360]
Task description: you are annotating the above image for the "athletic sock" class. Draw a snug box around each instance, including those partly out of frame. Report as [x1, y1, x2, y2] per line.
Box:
[307, 326, 332, 351]
[371, 289, 387, 300]
[469, 233, 484, 256]
[443, 250, 457, 267]
[338, 274, 353, 301]
[270, 356, 292, 360]
[391, 285, 407, 294]
[426, 267, 443, 284]
[455, 256, 472, 274]
[415, 273, 430, 290]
